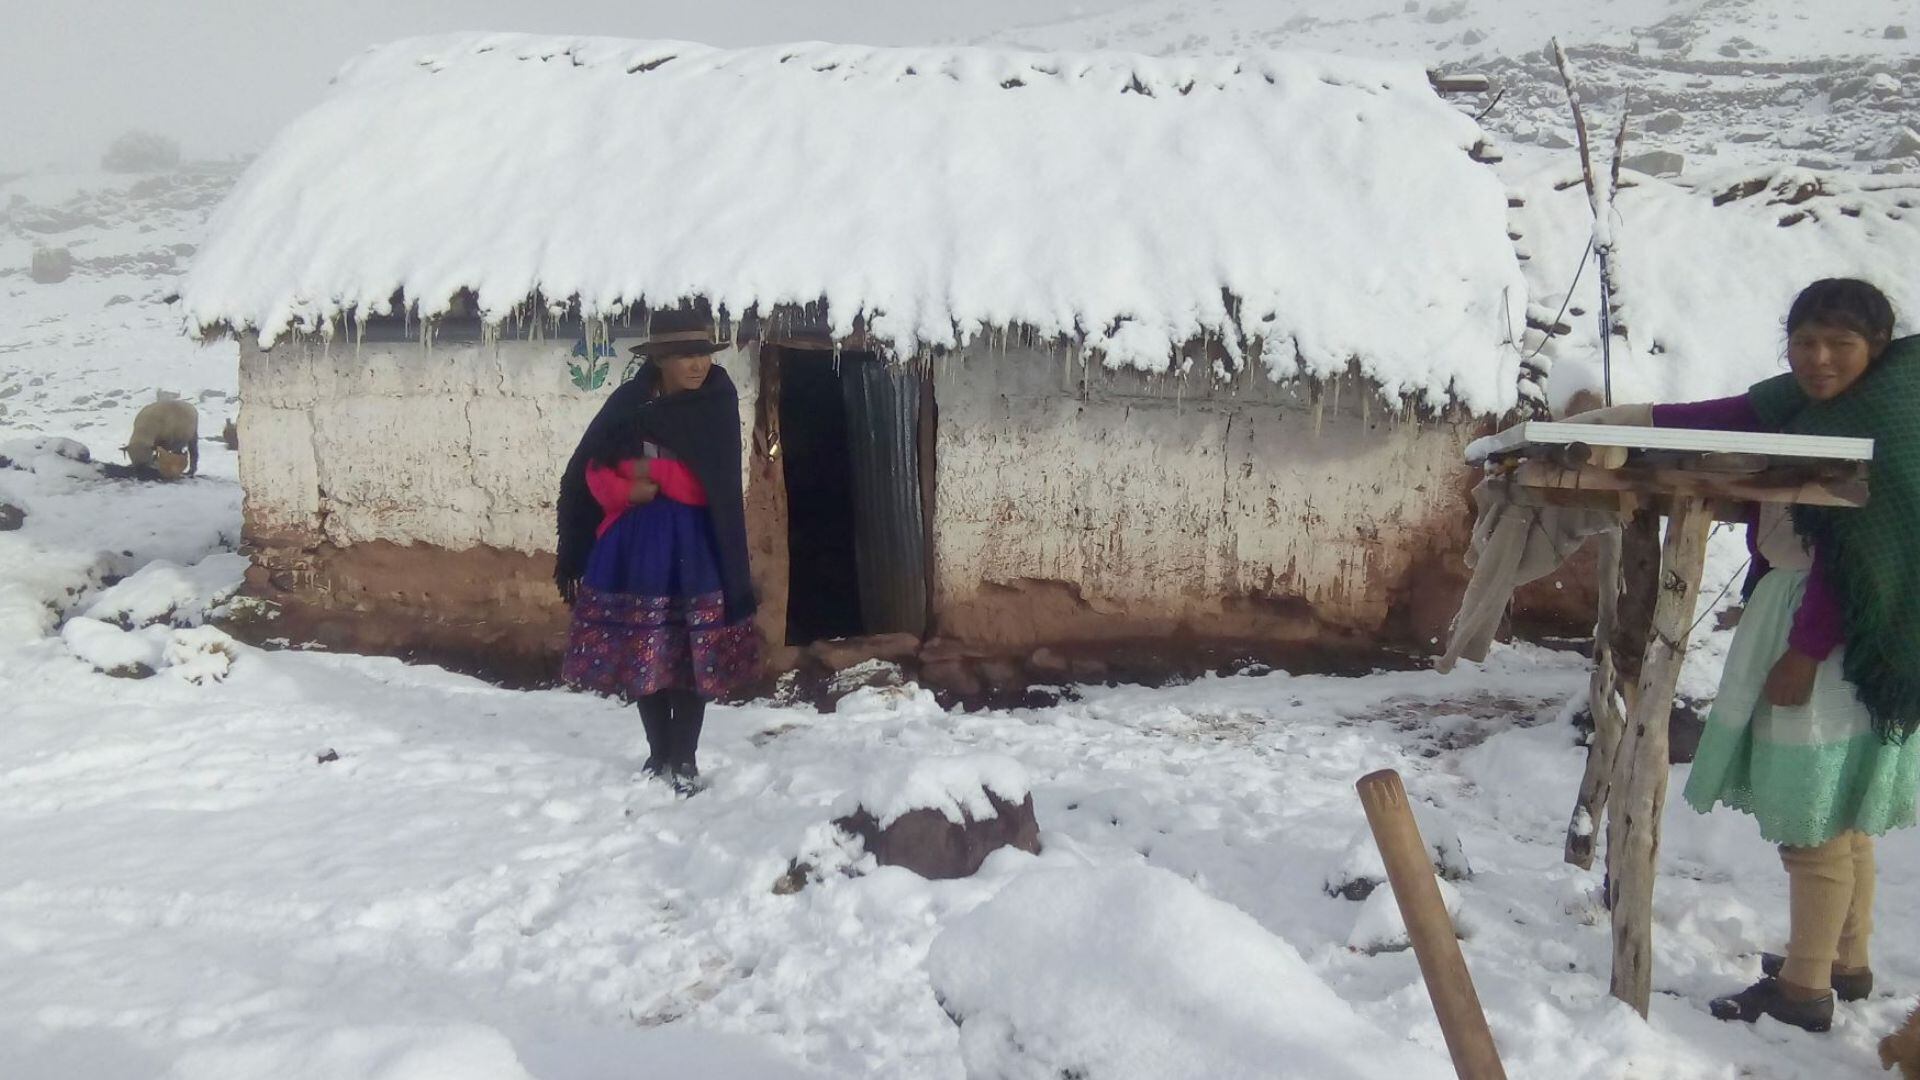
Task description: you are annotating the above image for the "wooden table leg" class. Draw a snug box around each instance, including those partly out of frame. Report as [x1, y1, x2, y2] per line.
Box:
[1605, 496, 1713, 1015]
[1565, 529, 1623, 869]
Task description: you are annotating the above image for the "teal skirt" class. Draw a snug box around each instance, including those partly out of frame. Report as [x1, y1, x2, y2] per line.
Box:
[1683, 568, 1920, 847]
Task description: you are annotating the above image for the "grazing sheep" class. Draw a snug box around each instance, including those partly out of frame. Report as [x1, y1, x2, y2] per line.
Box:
[124, 398, 198, 478]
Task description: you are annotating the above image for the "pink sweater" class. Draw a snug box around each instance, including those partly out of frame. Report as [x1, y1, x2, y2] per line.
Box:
[583, 457, 708, 537]
[1650, 396, 1843, 659]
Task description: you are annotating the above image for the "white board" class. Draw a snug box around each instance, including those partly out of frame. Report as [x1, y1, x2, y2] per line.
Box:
[1475, 422, 1874, 462]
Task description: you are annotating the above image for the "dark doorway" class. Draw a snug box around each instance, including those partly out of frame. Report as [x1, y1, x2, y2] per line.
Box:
[776, 349, 932, 646]
[780, 350, 866, 644]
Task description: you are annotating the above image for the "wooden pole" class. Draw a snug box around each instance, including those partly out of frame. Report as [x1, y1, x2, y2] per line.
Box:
[1357, 770, 1507, 1080]
[1564, 528, 1623, 869]
[1605, 497, 1714, 1015]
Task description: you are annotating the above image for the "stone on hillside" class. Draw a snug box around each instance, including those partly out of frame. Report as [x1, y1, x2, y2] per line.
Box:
[0, 502, 24, 531]
[834, 755, 1040, 880]
[30, 246, 74, 284]
[1622, 150, 1684, 177]
[1646, 110, 1684, 134]
[1888, 25, 1909, 40]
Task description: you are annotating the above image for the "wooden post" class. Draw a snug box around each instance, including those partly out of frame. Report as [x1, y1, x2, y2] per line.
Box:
[1604, 497, 1714, 1015]
[1564, 528, 1622, 869]
[1565, 509, 1659, 868]
[1357, 770, 1507, 1080]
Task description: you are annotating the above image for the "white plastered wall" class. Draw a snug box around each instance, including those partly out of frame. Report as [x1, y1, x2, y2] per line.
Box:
[237, 337, 758, 551]
[929, 346, 1475, 632]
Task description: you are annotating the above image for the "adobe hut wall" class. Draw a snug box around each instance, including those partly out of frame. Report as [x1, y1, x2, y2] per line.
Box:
[927, 346, 1496, 656]
[232, 336, 1592, 683]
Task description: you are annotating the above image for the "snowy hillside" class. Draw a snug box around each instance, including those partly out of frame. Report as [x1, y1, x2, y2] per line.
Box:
[978, 0, 1920, 174]
[1, 164, 243, 444]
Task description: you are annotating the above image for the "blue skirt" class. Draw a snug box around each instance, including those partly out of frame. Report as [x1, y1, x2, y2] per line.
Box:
[563, 499, 758, 700]
[582, 498, 726, 596]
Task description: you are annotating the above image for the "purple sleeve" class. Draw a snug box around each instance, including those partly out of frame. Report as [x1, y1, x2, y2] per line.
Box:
[1788, 555, 1845, 660]
[1650, 395, 1768, 432]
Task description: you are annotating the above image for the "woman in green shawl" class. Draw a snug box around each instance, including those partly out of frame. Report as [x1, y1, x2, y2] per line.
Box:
[1573, 279, 1919, 1032]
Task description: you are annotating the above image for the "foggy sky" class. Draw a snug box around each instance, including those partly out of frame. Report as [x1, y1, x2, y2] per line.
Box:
[1, 0, 1132, 170]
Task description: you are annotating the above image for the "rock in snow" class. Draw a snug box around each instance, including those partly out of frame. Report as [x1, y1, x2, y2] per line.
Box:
[1348, 876, 1468, 955]
[834, 754, 1040, 879]
[1324, 807, 1473, 901]
[80, 552, 249, 629]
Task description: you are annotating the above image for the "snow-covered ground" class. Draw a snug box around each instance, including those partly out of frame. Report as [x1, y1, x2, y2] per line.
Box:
[6, 132, 1919, 1080]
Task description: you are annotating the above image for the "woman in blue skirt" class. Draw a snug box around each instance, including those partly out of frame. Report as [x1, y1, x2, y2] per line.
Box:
[554, 314, 760, 795]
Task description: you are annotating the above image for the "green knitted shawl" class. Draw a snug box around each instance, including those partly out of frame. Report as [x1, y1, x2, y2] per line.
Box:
[1750, 334, 1920, 743]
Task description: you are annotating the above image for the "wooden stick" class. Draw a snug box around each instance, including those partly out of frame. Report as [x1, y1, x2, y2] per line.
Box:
[1550, 40, 1598, 210]
[1357, 770, 1508, 1080]
[1606, 497, 1714, 1015]
[1564, 528, 1623, 869]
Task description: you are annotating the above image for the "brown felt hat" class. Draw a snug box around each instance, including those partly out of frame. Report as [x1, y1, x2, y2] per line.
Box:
[628, 329, 726, 359]
[629, 307, 725, 358]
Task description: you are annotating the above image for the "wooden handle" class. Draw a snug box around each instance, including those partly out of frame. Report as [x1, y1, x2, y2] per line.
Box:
[1357, 770, 1507, 1080]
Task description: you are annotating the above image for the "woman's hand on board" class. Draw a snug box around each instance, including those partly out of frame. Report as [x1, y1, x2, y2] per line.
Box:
[1764, 649, 1819, 708]
[629, 475, 660, 505]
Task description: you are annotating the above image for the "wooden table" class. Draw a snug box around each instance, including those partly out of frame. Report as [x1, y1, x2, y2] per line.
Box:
[1476, 422, 1872, 1017]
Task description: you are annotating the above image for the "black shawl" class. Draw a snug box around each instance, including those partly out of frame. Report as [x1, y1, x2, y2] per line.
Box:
[554, 362, 757, 625]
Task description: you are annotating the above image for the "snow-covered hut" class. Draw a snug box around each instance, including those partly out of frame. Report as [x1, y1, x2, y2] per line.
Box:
[183, 34, 1535, 680]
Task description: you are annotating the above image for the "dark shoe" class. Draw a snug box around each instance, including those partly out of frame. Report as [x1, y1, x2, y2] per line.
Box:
[669, 762, 701, 798]
[639, 757, 666, 781]
[1709, 977, 1833, 1032]
[1759, 953, 1873, 1001]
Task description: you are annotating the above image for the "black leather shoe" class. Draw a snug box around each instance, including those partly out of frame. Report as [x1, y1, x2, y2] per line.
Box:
[1759, 953, 1873, 1001]
[1710, 977, 1833, 1032]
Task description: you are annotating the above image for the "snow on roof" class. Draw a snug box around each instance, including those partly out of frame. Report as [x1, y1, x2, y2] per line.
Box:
[183, 33, 1527, 411]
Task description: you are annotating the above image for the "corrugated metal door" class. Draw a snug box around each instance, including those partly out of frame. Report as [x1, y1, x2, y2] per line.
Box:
[841, 355, 929, 636]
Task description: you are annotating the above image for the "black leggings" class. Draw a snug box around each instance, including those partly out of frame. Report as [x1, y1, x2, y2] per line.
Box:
[637, 689, 706, 767]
